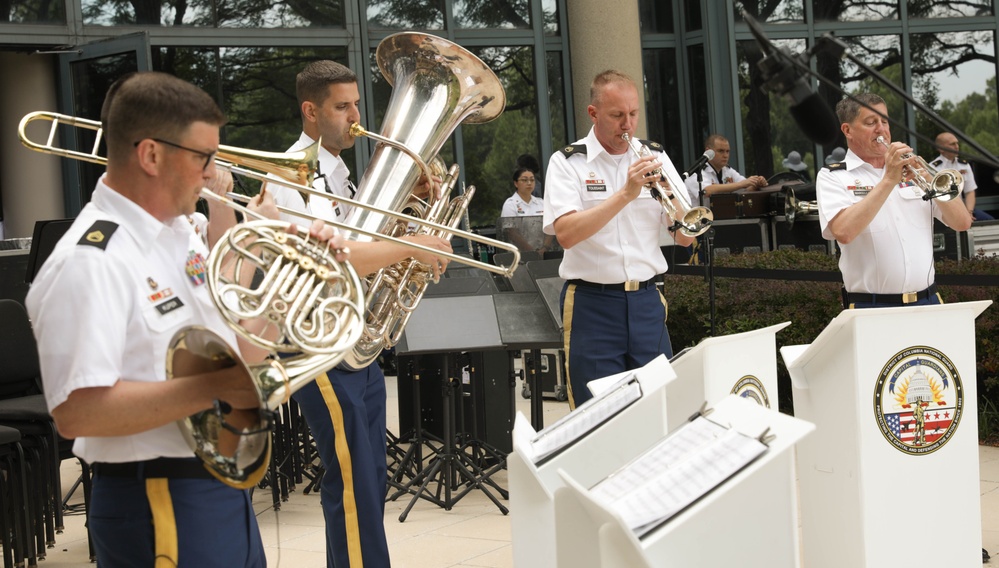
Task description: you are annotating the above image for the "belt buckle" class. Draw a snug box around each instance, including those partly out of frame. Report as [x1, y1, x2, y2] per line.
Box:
[902, 291, 918, 304]
[624, 280, 640, 292]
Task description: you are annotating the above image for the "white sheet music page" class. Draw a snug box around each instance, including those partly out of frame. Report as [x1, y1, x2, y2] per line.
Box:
[590, 416, 768, 537]
[529, 373, 642, 464]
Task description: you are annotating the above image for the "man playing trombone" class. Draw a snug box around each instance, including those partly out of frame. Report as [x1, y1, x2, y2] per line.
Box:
[542, 69, 695, 410]
[25, 71, 345, 567]
[263, 60, 452, 568]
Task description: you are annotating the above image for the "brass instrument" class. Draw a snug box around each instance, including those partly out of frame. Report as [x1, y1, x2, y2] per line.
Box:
[621, 133, 714, 237]
[18, 111, 366, 488]
[337, 31, 510, 370]
[782, 188, 819, 229]
[875, 135, 963, 202]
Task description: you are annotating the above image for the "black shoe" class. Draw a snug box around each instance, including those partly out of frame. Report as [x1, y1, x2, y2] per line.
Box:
[984, 548, 991, 563]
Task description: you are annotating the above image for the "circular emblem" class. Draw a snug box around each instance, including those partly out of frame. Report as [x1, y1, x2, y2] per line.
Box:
[874, 345, 963, 456]
[731, 375, 770, 408]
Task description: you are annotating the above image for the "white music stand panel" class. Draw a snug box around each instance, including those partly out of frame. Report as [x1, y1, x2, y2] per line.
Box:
[666, 322, 790, 432]
[785, 301, 991, 568]
[509, 355, 678, 568]
[555, 395, 814, 568]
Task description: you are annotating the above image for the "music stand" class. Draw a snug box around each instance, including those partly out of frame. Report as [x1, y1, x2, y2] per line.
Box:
[391, 295, 509, 521]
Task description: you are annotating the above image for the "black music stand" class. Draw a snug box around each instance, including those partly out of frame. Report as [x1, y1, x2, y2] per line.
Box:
[25, 219, 73, 283]
[391, 294, 509, 521]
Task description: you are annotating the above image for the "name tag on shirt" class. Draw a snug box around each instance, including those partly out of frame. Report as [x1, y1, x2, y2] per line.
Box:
[586, 178, 607, 192]
[155, 297, 185, 316]
[847, 185, 873, 197]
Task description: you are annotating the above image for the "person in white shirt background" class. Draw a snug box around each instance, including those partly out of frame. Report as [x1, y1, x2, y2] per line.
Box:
[928, 131, 994, 222]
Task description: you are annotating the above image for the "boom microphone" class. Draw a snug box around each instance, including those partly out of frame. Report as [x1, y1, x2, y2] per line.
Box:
[682, 150, 715, 180]
[743, 10, 841, 146]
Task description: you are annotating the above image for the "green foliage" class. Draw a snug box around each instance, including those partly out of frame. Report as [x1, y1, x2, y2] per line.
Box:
[664, 250, 999, 440]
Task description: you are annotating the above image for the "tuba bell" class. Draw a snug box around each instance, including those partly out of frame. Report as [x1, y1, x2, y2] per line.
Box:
[340, 32, 507, 370]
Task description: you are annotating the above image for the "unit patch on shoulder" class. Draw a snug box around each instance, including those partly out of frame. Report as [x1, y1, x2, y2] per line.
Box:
[824, 162, 846, 171]
[640, 139, 664, 152]
[559, 144, 587, 158]
[78, 220, 119, 250]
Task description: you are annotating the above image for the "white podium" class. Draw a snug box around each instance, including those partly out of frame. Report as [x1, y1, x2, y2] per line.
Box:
[665, 322, 789, 431]
[783, 301, 991, 568]
[509, 355, 677, 568]
[554, 395, 814, 568]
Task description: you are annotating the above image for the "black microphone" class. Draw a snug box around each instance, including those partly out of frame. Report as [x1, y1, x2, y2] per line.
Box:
[743, 10, 841, 146]
[682, 149, 715, 180]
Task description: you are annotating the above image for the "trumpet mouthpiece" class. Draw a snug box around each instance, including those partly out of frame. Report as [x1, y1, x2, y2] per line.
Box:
[348, 123, 367, 138]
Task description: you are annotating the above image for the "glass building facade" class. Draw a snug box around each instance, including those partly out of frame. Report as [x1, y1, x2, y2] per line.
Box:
[2, 0, 997, 224]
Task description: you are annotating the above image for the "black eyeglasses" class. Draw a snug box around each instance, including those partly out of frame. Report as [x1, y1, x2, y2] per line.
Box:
[135, 138, 217, 171]
[517, 177, 536, 183]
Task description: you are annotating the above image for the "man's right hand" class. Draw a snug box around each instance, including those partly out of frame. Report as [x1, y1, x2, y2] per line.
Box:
[402, 234, 453, 279]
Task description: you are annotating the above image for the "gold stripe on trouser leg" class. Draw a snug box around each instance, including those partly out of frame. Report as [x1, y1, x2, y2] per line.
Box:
[562, 284, 576, 410]
[146, 478, 179, 568]
[315, 372, 363, 567]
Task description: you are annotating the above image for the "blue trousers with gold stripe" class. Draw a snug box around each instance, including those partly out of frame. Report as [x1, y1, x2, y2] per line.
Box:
[560, 282, 673, 409]
[89, 473, 264, 567]
[292, 364, 389, 568]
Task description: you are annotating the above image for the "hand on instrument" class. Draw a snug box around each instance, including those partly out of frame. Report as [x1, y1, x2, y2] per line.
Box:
[247, 187, 279, 221]
[206, 168, 235, 197]
[414, 173, 444, 200]
[211, 365, 262, 410]
[309, 219, 350, 263]
[883, 141, 914, 186]
[403, 234, 453, 279]
[626, 154, 662, 199]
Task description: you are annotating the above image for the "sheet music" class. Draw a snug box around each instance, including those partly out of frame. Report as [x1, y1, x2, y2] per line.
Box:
[529, 373, 642, 464]
[590, 416, 768, 537]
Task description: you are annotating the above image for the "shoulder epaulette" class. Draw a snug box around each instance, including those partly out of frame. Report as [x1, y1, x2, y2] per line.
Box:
[640, 139, 665, 152]
[824, 161, 847, 171]
[958, 158, 969, 165]
[559, 144, 587, 158]
[930, 158, 944, 167]
[78, 220, 119, 250]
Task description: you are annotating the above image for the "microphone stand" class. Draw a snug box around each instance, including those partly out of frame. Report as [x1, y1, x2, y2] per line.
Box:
[696, 168, 717, 337]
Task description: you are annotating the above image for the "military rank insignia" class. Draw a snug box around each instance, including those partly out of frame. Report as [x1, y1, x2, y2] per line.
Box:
[730, 375, 771, 408]
[874, 346, 963, 456]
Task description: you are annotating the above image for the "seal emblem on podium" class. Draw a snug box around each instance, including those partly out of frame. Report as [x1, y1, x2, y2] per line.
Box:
[731, 375, 771, 408]
[874, 345, 964, 455]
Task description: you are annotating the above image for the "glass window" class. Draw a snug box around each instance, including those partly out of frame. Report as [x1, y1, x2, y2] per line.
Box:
[686, 44, 709, 151]
[82, 0, 346, 27]
[642, 48, 684, 164]
[546, 51, 568, 153]
[542, 0, 560, 35]
[454, 0, 531, 29]
[366, 0, 444, 30]
[684, 0, 701, 30]
[3, 0, 65, 23]
[736, 38, 813, 181]
[908, 0, 993, 18]
[910, 31, 998, 159]
[639, 0, 674, 33]
[814, 0, 899, 22]
[835, 34, 907, 138]
[733, 0, 804, 24]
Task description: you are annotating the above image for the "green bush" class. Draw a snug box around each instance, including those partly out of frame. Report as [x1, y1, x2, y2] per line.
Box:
[663, 249, 999, 441]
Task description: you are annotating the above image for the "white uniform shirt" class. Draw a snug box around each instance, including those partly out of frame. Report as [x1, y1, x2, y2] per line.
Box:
[816, 149, 942, 295]
[270, 132, 354, 224]
[25, 177, 240, 464]
[683, 164, 746, 206]
[543, 127, 679, 283]
[501, 193, 544, 217]
[929, 155, 977, 194]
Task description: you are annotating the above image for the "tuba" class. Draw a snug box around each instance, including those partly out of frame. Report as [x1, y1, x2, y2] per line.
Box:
[340, 32, 507, 370]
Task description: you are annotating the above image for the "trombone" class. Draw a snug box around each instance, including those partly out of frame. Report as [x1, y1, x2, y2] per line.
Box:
[17, 110, 521, 278]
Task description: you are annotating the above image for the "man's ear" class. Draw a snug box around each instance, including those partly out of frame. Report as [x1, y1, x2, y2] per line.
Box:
[134, 139, 163, 176]
[301, 101, 317, 124]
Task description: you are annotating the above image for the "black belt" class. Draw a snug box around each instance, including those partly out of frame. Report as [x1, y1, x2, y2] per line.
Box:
[842, 284, 937, 307]
[92, 457, 212, 480]
[568, 278, 656, 292]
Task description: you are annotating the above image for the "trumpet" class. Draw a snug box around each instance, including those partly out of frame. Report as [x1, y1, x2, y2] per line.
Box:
[621, 134, 713, 237]
[875, 135, 963, 201]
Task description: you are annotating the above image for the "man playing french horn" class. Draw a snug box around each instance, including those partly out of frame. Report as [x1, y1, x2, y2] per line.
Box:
[25, 71, 348, 567]
[263, 60, 453, 568]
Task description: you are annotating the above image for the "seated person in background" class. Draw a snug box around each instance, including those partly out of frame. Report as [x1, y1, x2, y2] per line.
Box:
[929, 131, 994, 222]
[684, 134, 767, 206]
[782, 150, 811, 182]
[500, 167, 556, 254]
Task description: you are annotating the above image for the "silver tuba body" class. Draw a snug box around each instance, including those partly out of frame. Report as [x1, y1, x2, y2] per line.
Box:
[341, 32, 507, 370]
